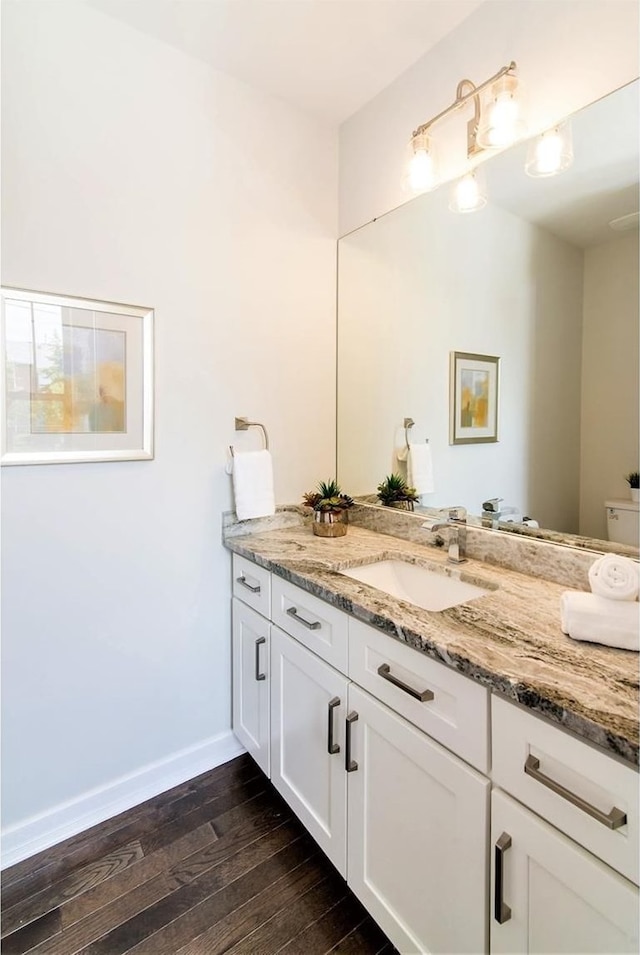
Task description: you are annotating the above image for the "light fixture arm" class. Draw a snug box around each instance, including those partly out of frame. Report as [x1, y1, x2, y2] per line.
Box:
[412, 61, 517, 139]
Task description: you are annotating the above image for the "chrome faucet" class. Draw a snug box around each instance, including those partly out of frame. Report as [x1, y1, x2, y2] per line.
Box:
[425, 506, 468, 564]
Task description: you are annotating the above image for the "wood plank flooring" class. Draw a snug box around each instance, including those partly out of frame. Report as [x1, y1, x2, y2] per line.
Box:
[1, 754, 396, 955]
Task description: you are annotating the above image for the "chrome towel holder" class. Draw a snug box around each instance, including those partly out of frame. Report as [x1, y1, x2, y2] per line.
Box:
[229, 417, 269, 456]
[404, 417, 429, 449]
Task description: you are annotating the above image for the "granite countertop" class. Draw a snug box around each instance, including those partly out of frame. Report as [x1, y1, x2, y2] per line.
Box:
[225, 523, 639, 766]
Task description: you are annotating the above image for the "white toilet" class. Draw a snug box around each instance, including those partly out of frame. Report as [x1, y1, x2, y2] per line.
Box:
[605, 499, 640, 547]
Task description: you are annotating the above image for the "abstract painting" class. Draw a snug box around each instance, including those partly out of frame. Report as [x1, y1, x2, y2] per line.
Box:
[2, 289, 153, 464]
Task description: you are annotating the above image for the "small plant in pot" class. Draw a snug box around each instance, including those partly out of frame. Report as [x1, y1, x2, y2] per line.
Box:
[302, 480, 354, 538]
[376, 473, 420, 510]
[625, 471, 640, 502]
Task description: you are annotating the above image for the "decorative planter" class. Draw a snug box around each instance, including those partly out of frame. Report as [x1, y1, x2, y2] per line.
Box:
[630, 488, 639, 503]
[312, 512, 348, 537]
[386, 500, 415, 511]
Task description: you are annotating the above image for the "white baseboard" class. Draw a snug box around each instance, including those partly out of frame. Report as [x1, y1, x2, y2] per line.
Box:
[1, 731, 246, 870]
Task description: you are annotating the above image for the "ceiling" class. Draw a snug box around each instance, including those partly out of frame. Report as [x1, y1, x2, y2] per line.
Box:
[84, 0, 484, 124]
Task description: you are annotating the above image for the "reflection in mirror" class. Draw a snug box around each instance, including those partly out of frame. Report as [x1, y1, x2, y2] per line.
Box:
[337, 80, 639, 556]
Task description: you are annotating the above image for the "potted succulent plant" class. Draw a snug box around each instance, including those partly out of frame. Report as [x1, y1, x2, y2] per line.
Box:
[376, 473, 420, 510]
[302, 479, 354, 537]
[625, 471, 639, 502]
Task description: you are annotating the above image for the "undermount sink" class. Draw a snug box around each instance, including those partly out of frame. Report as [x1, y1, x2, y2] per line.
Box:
[341, 559, 492, 612]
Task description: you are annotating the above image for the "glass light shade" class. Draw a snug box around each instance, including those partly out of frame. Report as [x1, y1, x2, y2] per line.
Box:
[449, 170, 487, 213]
[476, 75, 526, 149]
[404, 131, 438, 193]
[525, 121, 574, 177]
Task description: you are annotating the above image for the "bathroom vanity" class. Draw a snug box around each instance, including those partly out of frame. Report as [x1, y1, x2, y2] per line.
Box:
[226, 518, 639, 954]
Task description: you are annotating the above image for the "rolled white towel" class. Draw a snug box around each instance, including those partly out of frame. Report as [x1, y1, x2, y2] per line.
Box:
[560, 592, 639, 651]
[588, 554, 639, 601]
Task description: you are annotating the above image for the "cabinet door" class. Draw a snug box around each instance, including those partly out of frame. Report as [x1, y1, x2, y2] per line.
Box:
[491, 789, 640, 954]
[270, 625, 349, 876]
[347, 684, 489, 955]
[232, 599, 270, 776]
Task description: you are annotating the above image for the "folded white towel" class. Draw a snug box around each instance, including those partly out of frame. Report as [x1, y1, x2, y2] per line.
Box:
[396, 442, 435, 495]
[560, 592, 639, 651]
[230, 449, 276, 521]
[588, 554, 639, 601]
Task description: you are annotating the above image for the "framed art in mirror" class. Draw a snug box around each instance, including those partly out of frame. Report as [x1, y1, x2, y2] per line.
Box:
[1, 288, 154, 465]
[450, 351, 499, 445]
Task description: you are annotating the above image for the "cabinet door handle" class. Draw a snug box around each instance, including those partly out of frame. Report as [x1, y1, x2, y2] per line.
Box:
[286, 606, 321, 630]
[524, 755, 627, 830]
[254, 637, 266, 681]
[377, 663, 434, 702]
[327, 697, 340, 755]
[494, 832, 512, 924]
[237, 574, 261, 594]
[345, 711, 358, 772]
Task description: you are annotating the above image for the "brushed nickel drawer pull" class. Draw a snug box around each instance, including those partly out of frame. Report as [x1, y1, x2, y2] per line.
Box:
[345, 711, 358, 772]
[494, 832, 512, 924]
[237, 575, 261, 594]
[286, 607, 321, 630]
[377, 663, 434, 702]
[524, 755, 627, 830]
[327, 697, 340, 755]
[254, 637, 266, 681]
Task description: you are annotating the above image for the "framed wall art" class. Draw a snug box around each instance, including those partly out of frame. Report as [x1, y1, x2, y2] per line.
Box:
[449, 351, 499, 445]
[1, 288, 154, 465]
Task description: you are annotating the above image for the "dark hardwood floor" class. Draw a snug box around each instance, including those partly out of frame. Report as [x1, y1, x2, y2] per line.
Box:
[1, 754, 396, 955]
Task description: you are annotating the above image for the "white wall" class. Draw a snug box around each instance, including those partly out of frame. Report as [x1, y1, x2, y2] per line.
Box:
[339, 0, 639, 234]
[1, 0, 337, 862]
[580, 231, 639, 539]
[338, 186, 584, 531]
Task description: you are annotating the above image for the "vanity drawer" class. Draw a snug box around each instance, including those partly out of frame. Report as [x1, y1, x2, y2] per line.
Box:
[232, 554, 271, 617]
[349, 619, 489, 773]
[271, 577, 348, 674]
[492, 695, 639, 885]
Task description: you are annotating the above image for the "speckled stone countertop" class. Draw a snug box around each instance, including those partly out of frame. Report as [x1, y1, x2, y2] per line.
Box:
[225, 522, 639, 766]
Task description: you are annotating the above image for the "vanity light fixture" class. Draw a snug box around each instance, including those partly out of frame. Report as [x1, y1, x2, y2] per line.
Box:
[525, 121, 574, 177]
[406, 61, 521, 197]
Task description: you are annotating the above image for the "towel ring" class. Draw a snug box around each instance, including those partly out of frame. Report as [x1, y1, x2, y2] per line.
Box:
[403, 417, 428, 449]
[230, 416, 269, 456]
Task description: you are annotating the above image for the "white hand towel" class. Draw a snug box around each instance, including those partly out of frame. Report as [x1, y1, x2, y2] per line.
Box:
[560, 592, 639, 651]
[588, 554, 639, 601]
[231, 450, 276, 521]
[396, 443, 435, 495]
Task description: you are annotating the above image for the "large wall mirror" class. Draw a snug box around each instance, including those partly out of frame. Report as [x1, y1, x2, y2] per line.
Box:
[337, 80, 639, 555]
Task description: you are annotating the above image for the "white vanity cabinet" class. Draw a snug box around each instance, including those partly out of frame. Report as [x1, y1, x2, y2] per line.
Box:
[347, 681, 489, 954]
[490, 696, 639, 954]
[491, 790, 639, 954]
[231, 556, 272, 775]
[230, 550, 639, 955]
[270, 625, 349, 875]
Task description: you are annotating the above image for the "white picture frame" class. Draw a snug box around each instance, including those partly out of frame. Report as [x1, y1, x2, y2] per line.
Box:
[449, 351, 499, 445]
[1, 288, 154, 465]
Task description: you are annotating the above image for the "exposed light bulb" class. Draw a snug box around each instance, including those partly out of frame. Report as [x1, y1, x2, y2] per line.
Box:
[449, 171, 487, 213]
[404, 131, 438, 194]
[525, 121, 573, 177]
[476, 75, 525, 150]
[484, 93, 520, 147]
[409, 147, 436, 191]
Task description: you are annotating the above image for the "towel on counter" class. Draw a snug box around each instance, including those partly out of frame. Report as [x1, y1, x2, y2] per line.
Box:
[230, 449, 275, 521]
[560, 592, 639, 651]
[588, 554, 639, 602]
[396, 442, 435, 495]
